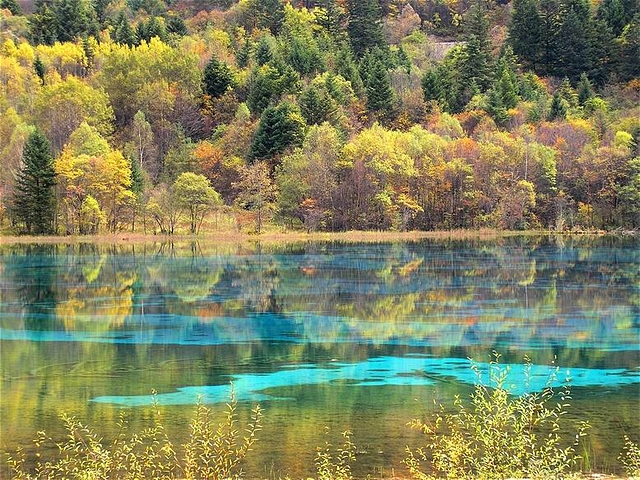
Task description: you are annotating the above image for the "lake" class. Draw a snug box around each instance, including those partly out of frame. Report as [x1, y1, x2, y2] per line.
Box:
[1, 236, 639, 478]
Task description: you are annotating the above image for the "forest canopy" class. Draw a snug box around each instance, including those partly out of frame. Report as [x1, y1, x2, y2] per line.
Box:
[1, 0, 638, 234]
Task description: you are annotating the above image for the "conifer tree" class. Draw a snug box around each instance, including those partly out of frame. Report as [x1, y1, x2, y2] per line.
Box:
[365, 57, 394, 117]
[509, 0, 542, 70]
[30, 2, 59, 45]
[0, 0, 22, 15]
[203, 57, 235, 99]
[255, 36, 274, 66]
[55, 0, 99, 42]
[236, 38, 251, 68]
[33, 56, 46, 85]
[250, 102, 306, 161]
[553, 5, 591, 81]
[346, 0, 386, 57]
[115, 11, 137, 46]
[618, 16, 640, 81]
[577, 72, 594, 104]
[12, 129, 56, 235]
[548, 91, 567, 120]
[462, 2, 493, 91]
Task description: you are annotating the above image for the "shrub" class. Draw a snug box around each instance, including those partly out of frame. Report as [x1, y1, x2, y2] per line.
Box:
[404, 353, 589, 480]
[619, 435, 640, 477]
[315, 428, 357, 480]
[6, 388, 262, 480]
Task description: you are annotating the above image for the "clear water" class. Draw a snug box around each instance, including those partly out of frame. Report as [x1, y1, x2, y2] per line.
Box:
[1, 236, 639, 477]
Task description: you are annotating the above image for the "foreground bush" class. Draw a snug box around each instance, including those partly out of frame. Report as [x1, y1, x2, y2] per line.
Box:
[6, 390, 262, 480]
[405, 353, 590, 480]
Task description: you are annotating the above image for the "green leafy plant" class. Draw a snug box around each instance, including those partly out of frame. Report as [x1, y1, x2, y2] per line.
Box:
[619, 435, 640, 477]
[405, 353, 589, 480]
[6, 388, 261, 480]
[315, 428, 357, 480]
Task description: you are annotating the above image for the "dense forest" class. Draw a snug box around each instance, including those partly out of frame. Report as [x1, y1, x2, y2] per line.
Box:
[0, 0, 638, 235]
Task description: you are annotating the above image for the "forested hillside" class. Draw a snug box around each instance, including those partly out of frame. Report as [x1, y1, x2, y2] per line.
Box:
[0, 0, 638, 234]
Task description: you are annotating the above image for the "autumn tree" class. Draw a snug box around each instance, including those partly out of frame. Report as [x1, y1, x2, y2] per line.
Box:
[173, 172, 222, 234]
[234, 162, 277, 233]
[12, 129, 56, 234]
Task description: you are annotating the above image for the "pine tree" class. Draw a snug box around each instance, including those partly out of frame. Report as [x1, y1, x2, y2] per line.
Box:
[167, 15, 188, 36]
[421, 68, 447, 110]
[299, 84, 333, 125]
[255, 36, 274, 66]
[12, 130, 56, 235]
[553, 4, 591, 81]
[203, 57, 235, 99]
[618, 16, 640, 81]
[236, 38, 251, 68]
[316, 0, 346, 37]
[335, 47, 364, 94]
[597, 0, 627, 35]
[509, 0, 542, 70]
[577, 72, 594, 104]
[115, 11, 137, 46]
[347, 0, 386, 57]
[250, 102, 306, 161]
[145, 16, 166, 41]
[30, 2, 58, 45]
[55, 0, 99, 42]
[365, 57, 394, 117]
[461, 2, 493, 91]
[548, 91, 567, 120]
[33, 56, 46, 85]
[0, 0, 22, 15]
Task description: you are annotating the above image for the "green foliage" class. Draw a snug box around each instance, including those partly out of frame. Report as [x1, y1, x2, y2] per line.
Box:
[405, 353, 590, 480]
[172, 172, 222, 234]
[315, 429, 357, 480]
[11, 129, 56, 235]
[346, 0, 386, 56]
[6, 389, 262, 480]
[619, 435, 640, 477]
[203, 56, 236, 99]
[249, 102, 306, 161]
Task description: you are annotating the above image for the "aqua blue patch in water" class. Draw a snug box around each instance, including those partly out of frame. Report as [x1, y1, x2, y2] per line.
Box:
[90, 356, 640, 406]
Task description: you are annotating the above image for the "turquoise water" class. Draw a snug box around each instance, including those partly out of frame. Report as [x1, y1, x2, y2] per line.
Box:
[1, 236, 639, 477]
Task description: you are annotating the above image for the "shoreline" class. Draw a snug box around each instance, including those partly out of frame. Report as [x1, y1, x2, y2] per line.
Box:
[0, 228, 632, 245]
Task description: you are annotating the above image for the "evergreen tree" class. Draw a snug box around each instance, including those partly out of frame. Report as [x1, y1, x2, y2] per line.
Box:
[548, 91, 567, 120]
[145, 16, 166, 40]
[236, 38, 251, 68]
[33, 56, 46, 85]
[577, 72, 594, 104]
[0, 0, 22, 15]
[597, 0, 627, 35]
[618, 16, 640, 81]
[55, 0, 99, 42]
[509, 0, 542, 70]
[252, 0, 285, 34]
[461, 2, 493, 91]
[166, 15, 187, 36]
[250, 102, 306, 161]
[553, 4, 591, 81]
[203, 57, 235, 99]
[395, 45, 411, 74]
[94, 0, 110, 25]
[588, 17, 616, 85]
[299, 84, 333, 125]
[316, 0, 346, 37]
[30, 2, 59, 45]
[421, 68, 448, 111]
[114, 11, 137, 46]
[365, 57, 394, 117]
[255, 36, 274, 66]
[12, 129, 56, 235]
[538, 0, 560, 76]
[335, 47, 364, 94]
[346, 0, 386, 57]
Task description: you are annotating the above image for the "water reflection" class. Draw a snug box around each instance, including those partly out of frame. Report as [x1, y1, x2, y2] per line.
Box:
[1, 236, 639, 477]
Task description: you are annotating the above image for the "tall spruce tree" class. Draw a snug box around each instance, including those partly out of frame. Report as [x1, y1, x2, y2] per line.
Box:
[203, 57, 235, 99]
[461, 2, 493, 91]
[13, 129, 56, 235]
[365, 56, 394, 117]
[30, 1, 59, 45]
[509, 0, 543, 70]
[346, 0, 386, 57]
